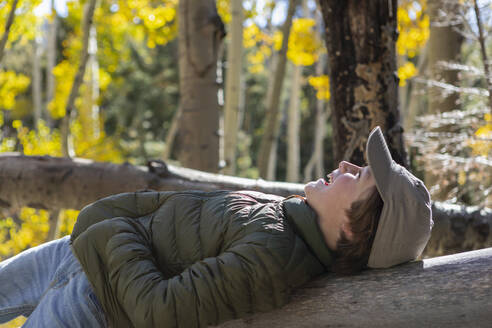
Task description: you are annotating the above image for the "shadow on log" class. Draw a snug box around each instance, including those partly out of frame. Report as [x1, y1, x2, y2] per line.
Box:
[0, 154, 490, 256]
[219, 248, 492, 328]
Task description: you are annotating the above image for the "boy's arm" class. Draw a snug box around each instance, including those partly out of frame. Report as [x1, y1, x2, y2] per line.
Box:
[71, 191, 175, 241]
[75, 216, 289, 328]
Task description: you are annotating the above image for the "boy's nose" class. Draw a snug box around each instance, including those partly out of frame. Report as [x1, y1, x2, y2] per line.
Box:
[339, 161, 359, 174]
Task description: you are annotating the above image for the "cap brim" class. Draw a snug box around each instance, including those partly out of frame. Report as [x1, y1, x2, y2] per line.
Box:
[366, 126, 393, 199]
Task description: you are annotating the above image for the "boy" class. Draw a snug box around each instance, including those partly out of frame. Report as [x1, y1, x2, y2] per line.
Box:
[0, 126, 433, 327]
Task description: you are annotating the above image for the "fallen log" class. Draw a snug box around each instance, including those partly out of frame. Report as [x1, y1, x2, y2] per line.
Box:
[0, 154, 490, 256]
[219, 247, 492, 328]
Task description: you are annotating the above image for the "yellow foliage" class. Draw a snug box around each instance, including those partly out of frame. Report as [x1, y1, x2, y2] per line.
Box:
[49, 61, 76, 119]
[467, 113, 492, 157]
[0, 316, 25, 328]
[287, 18, 322, 66]
[273, 30, 283, 51]
[14, 120, 62, 156]
[71, 117, 125, 163]
[308, 75, 331, 100]
[0, 207, 79, 262]
[0, 71, 30, 110]
[217, 0, 231, 24]
[243, 23, 274, 74]
[0, 0, 42, 49]
[58, 209, 80, 236]
[397, 0, 429, 58]
[457, 170, 466, 185]
[398, 61, 418, 86]
[0, 208, 49, 259]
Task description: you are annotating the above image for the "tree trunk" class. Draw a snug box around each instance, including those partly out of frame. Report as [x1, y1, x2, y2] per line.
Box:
[428, 0, 462, 115]
[402, 44, 428, 132]
[177, 0, 225, 173]
[46, 0, 57, 127]
[32, 39, 43, 125]
[222, 0, 244, 175]
[0, 0, 19, 64]
[286, 63, 302, 182]
[61, 0, 98, 157]
[286, 0, 309, 182]
[318, 0, 407, 167]
[46, 209, 60, 242]
[0, 154, 490, 257]
[426, 0, 463, 200]
[303, 54, 327, 182]
[218, 248, 492, 327]
[88, 26, 100, 138]
[257, 0, 299, 178]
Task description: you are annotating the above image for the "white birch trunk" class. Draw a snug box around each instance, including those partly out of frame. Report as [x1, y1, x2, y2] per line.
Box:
[303, 54, 326, 182]
[61, 0, 97, 158]
[286, 62, 302, 182]
[33, 38, 42, 125]
[46, 0, 57, 126]
[257, 0, 299, 178]
[88, 26, 100, 138]
[222, 0, 244, 175]
[177, 0, 225, 172]
[0, 0, 19, 63]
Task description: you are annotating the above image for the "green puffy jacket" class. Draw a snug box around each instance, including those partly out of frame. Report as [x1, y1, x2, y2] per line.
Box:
[70, 190, 333, 328]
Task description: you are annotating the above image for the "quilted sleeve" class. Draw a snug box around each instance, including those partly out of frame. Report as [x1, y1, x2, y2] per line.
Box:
[76, 216, 290, 328]
[71, 190, 175, 242]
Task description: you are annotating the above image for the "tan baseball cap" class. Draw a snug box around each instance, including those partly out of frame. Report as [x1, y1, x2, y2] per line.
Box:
[366, 126, 433, 268]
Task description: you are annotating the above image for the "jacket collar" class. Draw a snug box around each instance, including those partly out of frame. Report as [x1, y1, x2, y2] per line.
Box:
[282, 196, 333, 269]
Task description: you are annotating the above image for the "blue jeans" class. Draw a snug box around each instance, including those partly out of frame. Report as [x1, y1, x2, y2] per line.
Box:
[0, 236, 107, 327]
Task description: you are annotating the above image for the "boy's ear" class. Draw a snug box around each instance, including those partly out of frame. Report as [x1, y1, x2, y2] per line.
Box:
[341, 223, 354, 241]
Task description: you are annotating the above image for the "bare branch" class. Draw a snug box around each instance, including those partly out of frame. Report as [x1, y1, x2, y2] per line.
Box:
[0, 0, 20, 64]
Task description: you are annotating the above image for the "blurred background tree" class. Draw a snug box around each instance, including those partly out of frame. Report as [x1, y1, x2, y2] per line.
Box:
[0, 1, 491, 325]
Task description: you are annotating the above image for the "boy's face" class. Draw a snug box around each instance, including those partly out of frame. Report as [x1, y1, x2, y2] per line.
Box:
[304, 161, 376, 249]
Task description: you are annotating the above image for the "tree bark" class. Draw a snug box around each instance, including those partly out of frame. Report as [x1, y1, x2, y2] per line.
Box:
[428, 0, 462, 115]
[473, 0, 492, 116]
[0, 0, 19, 64]
[218, 248, 492, 327]
[33, 39, 43, 125]
[318, 0, 407, 167]
[257, 0, 299, 178]
[46, 0, 57, 126]
[61, 0, 98, 157]
[0, 154, 490, 257]
[177, 0, 225, 173]
[402, 44, 428, 132]
[286, 62, 301, 182]
[222, 0, 244, 175]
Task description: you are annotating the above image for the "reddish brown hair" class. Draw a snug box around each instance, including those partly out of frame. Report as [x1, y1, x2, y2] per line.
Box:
[331, 186, 383, 275]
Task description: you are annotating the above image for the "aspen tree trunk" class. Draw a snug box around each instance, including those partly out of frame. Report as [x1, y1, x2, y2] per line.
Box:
[61, 0, 97, 157]
[428, 0, 462, 115]
[257, 0, 299, 178]
[0, 0, 19, 64]
[402, 44, 427, 132]
[162, 107, 181, 161]
[473, 0, 492, 116]
[33, 39, 42, 124]
[46, 0, 57, 126]
[304, 53, 327, 182]
[88, 26, 100, 138]
[177, 0, 225, 173]
[286, 62, 301, 182]
[222, 0, 244, 175]
[286, 0, 309, 182]
[425, 0, 463, 199]
[318, 0, 407, 167]
[0, 154, 490, 256]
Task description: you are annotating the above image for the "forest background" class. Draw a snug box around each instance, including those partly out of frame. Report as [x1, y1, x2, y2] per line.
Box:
[0, 0, 491, 325]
